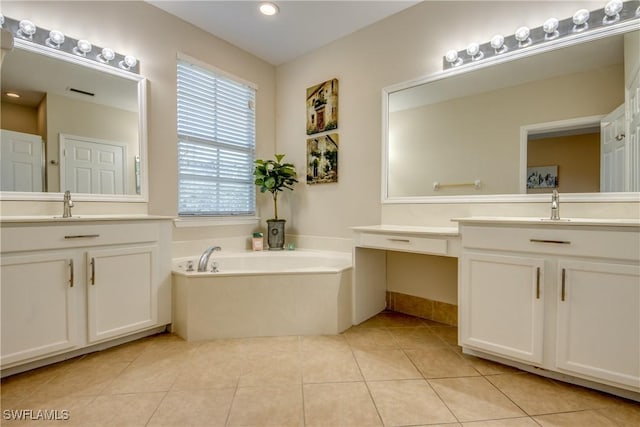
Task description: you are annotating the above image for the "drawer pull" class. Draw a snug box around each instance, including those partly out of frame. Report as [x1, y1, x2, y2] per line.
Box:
[536, 267, 540, 299]
[561, 268, 566, 302]
[90, 258, 96, 285]
[530, 239, 571, 245]
[388, 238, 411, 243]
[69, 259, 74, 288]
[65, 234, 100, 239]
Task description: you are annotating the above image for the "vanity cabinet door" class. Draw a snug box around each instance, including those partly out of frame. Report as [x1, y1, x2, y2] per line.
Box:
[0, 252, 81, 365]
[460, 252, 545, 365]
[86, 244, 158, 343]
[556, 260, 640, 389]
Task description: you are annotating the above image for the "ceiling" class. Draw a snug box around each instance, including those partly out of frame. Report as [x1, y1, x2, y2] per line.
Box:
[147, 1, 421, 65]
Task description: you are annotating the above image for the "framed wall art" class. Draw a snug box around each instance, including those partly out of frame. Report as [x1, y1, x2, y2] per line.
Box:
[306, 78, 338, 135]
[307, 133, 338, 184]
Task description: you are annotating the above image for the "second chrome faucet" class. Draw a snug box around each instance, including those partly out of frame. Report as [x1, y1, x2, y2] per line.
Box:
[550, 189, 560, 220]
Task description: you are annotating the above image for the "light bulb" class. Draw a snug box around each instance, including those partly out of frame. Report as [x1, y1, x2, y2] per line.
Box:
[74, 39, 92, 56]
[604, 0, 623, 23]
[0, 14, 5, 29]
[573, 9, 590, 26]
[466, 42, 482, 60]
[18, 19, 36, 39]
[445, 49, 459, 65]
[604, 0, 623, 17]
[119, 54, 137, 70]
[45, 30, 64, 49]
[259, 2, 279, 16]
[515, 26, 531, 46]
[543, 18, 559, 38]
[490, 34, 504, 51]
[98, 47, 115, 63]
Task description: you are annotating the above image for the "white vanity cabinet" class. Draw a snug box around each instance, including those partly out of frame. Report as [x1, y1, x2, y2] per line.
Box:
[458, 218, 640, 395]
[0, 218, 172, 371]
[1, 251, 81, 365]
[460, 253, 544, 365]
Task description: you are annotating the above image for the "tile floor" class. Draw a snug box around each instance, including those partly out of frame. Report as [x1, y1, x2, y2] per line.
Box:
[1, 311, 639, 426]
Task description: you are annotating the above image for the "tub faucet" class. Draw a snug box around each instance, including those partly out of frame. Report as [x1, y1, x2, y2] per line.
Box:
[62, 191, 74, 218]
[197, 246, 221, 272]
[550, 189, 560, 220]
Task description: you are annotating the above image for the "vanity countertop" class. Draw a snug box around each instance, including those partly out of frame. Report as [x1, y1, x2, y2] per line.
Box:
[351, 224, 459, 236]
[0, 214, 174, 224]
[453, 216, 640, 228]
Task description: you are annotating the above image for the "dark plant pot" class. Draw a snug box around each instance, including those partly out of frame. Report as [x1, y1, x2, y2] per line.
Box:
[266, 219, 286, 250]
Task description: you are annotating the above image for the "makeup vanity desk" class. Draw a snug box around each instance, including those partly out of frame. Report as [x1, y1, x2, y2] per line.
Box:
[351, 224, 460, 324]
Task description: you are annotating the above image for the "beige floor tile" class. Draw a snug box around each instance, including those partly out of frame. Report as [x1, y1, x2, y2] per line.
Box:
[301, 350, 362, 383]
[238, 336, 300, 353]
[429, 377, 526, 422]
[147, 388, 235, 427]
[1, 361, 71, 398]
[227, 385, 303, 427]
[82, 338, 150, 364]
[344, 328, 399, 350]
[451, 348, 521, 376]
[533, 410, 620, 426]
[300, 335, 351, 353]
[195, 337, 248, 354]
[354, 349, 422, 381]
[430, 326, 460, 346]
[303, 382, 382, 427]
[368, 379, 457, 426]
[596, 398, 640, 425]
[238, 351, 301, 388]
[171, 352, 243, 391]
[389, 327, 450, 349]
[31, 358, 130, 397]
[406, 347, 480, 379]
[102, 354, 185, 394]
[462, 417, 539, 426]
[63, 392, 164, 426]
[486, 374, 621, 415]
[0, 395, 93, 427]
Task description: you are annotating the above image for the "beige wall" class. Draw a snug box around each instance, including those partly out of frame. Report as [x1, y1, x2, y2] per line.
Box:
[1, 102, 39, 135]
[0, 1, 276, 223]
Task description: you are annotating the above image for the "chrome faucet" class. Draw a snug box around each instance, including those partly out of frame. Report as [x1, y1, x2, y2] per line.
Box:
[62, 191, 74, 218]
[550, 189, 560, 220]
[197, 246, 221, 272]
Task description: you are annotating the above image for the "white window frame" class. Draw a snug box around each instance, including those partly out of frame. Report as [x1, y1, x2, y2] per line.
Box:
[176, 53, 258, 222]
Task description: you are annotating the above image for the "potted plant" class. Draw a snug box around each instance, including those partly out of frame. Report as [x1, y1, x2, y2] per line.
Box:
[253, 154, 298, 250]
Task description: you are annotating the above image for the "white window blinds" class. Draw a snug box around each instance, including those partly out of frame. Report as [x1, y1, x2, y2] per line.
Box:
[177, 59, 256, 216]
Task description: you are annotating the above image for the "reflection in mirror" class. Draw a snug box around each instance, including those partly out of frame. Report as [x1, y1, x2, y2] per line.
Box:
[1, 43, 143, 197]
[385, 29, 639, 201]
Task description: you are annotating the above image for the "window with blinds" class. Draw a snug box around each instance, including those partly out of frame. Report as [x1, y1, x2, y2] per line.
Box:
[177, 58, 256, 216]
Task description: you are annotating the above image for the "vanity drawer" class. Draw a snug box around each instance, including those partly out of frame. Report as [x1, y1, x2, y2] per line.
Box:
[357, 232, 448, 256]
[461, 225, 639, 261]
[1, 222, 160, 253]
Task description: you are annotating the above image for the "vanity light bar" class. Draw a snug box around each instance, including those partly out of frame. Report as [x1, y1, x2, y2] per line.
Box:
[442, 0, 640, 70]
[1, 16, 140, 74]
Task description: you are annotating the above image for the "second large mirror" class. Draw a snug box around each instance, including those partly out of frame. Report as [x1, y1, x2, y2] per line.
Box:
[1, 41, 145, 199]
[385, 28, 639, 201]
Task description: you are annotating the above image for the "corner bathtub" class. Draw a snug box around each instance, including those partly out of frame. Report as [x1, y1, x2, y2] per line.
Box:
[171, 250, 353, 341]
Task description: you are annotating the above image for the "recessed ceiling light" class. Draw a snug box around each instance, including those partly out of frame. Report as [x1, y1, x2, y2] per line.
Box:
[5, 92, 20, 98]
[259, 2, 279, 16]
